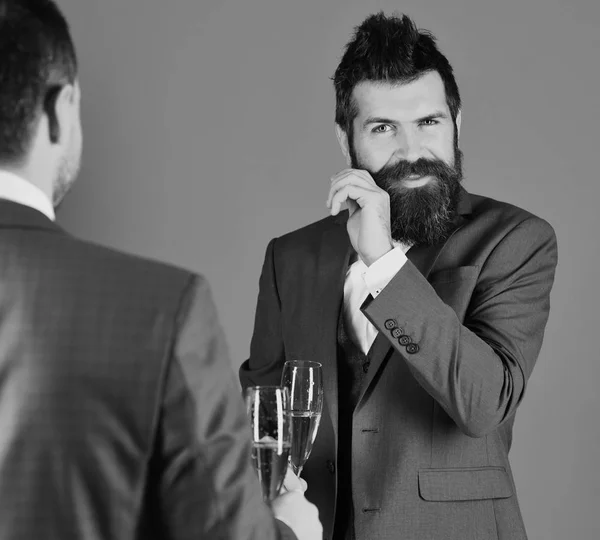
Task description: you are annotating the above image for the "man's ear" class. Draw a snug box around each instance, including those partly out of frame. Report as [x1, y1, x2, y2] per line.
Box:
[455, 109, 462, 144]
[335, 124, 351, 166]
[44, 83, 76, 145]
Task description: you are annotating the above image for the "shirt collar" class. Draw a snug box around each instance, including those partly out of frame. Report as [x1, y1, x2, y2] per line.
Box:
[0, 170, 55, 221]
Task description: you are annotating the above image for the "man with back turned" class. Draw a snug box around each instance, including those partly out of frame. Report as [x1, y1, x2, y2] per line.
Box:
[240, 12, 558, 540]
[0, 1, 321, 539]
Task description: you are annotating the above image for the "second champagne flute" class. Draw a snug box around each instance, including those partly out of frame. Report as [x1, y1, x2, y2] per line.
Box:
[245, 385, 291, 503]
[281, 360, 323, 476]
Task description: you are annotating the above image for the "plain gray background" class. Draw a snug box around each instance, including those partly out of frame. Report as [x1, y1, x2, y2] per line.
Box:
[55, 0, 599, 538]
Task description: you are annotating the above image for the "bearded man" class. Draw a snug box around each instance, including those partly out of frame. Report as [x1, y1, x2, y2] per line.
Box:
[240, 12, 558, 540]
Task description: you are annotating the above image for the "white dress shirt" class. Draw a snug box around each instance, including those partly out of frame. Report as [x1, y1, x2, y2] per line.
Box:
[343, 245, 409, 354]
[0, 170, 55, 221]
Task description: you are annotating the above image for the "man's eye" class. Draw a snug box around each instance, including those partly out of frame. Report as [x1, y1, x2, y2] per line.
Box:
[420, 119, 439, 126]
[372, 124, 392, 133]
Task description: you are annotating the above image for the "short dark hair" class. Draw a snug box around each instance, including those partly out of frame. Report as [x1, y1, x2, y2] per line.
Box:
[0, 0, 78, 163]
[333, 12, 461, 133]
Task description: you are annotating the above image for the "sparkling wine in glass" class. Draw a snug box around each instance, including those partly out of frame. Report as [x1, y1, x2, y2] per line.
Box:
[245, 386, 291, 502]
[281, 360, 323, 476]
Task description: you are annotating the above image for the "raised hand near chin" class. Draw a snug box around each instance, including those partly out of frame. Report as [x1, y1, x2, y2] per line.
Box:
[327, 168, 394, 266]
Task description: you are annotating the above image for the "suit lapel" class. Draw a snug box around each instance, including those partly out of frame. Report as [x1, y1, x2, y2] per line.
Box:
[355, 188, 472, 410]
[354, 244, 444, 409]
[314, 213, 352, 443]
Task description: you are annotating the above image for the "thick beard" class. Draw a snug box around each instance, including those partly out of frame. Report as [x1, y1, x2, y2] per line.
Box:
[350, 139, 463, 246]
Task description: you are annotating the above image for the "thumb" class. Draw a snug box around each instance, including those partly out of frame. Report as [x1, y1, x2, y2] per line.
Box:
[346, 198, 360, 217]
[282, 465, 307, 493]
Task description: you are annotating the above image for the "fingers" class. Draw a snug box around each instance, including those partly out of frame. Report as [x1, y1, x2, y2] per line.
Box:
[271, 490, 323, 537]
[330, 168, 377, 189]
[281, 464, 307, 493]
[327, 169, 376, 204]
[329, 184, 369, 216]
[327, 169, 384, 216]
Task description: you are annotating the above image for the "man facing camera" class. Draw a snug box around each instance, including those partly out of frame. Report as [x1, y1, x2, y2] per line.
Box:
[240, 12, 557, 540]
[0, 2, 321, 539]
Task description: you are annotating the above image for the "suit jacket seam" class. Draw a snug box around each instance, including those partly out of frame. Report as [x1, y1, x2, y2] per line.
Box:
[269, 236, 283, 312]
[140, 272, 200, 526]
[158, 273, 228, 538]
[491, 496, 501, 539]
[151, 272, 198, 458]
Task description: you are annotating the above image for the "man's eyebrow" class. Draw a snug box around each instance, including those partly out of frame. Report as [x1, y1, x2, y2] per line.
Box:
[362, 116, 398, 128]
[362, 111, 450, 128]
[416, 110, 449, 122]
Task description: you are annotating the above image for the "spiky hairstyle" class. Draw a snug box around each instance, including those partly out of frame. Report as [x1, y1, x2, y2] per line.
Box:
[333, 12, 461, 132]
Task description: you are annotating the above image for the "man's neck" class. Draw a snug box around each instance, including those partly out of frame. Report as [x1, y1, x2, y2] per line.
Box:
[0, 169, 56, 221]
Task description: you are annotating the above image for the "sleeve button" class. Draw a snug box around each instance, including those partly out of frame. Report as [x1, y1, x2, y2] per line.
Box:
[384, 319, 397, 330]
[406, 343, 419, 354]
[391, 327, 404, 338]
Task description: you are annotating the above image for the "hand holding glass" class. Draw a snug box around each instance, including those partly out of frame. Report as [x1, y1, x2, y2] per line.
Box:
[281, 361, 323, 476]
[245, 386, 291, 502]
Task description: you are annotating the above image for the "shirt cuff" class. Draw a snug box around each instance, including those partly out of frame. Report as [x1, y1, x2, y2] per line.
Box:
[361, 246, 408, 298]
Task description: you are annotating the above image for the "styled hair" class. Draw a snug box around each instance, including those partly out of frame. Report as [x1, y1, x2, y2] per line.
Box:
[333, 12, 461, 133]
[0, 0, 78, 163]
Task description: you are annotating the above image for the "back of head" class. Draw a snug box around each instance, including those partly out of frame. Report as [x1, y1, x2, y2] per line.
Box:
[0, 0, 77, 166]
[333, 12, 461, 134]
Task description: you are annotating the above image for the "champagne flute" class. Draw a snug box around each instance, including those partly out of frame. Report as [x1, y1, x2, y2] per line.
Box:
[281, 360, 323, 476]
[245, 386, 292, 503]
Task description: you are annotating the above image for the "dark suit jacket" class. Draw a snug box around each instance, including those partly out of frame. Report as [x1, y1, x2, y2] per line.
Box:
[239, 188, 558, 540]
[0, 200, 295, 540]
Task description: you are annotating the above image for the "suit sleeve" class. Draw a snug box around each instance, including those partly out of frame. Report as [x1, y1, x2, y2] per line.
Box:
[362, 216, 558, 438]
[239, 238, 286, 389]
[151, 274, 296, 540]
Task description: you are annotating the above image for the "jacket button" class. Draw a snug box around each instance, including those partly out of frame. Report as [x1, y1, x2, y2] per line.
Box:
[384, 319, 397, 330]
[406, 343, 419, 354]
[362, 361, 370, 373]
[391, 327, 404, 338]
[326, 460, 335, 474]
[398, 335, 411, 346]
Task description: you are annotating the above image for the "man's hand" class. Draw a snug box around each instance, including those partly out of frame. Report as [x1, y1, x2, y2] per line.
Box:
[327, 168, 394, 266]
[272, 468, 321, 540]
[281, 464, 308, 493]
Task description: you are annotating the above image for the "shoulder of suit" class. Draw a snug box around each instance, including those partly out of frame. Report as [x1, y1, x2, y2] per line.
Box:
[64, 235, 198, 290]
[467, 191, 555, 234]
[272, 213, 342, 248]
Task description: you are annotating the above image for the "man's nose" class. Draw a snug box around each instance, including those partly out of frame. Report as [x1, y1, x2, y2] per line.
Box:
[394, 129, 423, 162]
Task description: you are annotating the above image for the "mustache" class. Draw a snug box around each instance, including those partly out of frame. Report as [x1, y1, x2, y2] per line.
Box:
[371, 157, 458, 183]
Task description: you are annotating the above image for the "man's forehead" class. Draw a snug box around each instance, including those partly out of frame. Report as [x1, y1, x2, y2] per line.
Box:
[352, 72, 449, 119]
